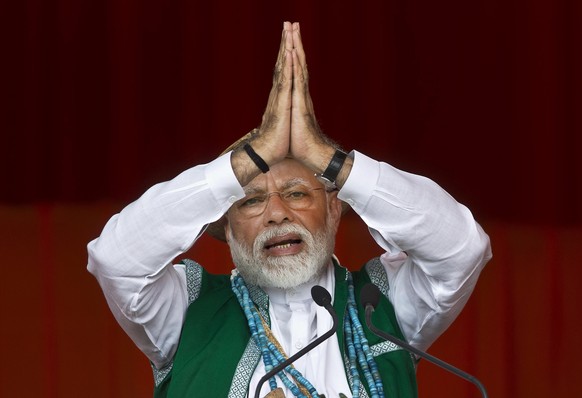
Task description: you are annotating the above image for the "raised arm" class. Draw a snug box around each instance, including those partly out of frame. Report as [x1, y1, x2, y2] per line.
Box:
[230, 21, 294, 186]
[287, 22, 353, 187]
[87, 22, 300, 370]
[339, 151, 492, 351]
[284, 22, 491, 352]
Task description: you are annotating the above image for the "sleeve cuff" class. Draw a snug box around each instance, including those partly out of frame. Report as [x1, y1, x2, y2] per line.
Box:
[204, 151, 245, 212]
[337, 150, 380, 214]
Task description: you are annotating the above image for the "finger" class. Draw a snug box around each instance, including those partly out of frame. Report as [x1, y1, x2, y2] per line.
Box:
[274, 49, 293, 92]
[279, 50, 293, 121]
[291, 49, 310, 108]
[284, 21, 293, 51]
[265, 50, 292, 118]
[278, 49, 293, 97]
[273, 25, 287, 81]
[291, 49, 305, 92]
[292, 22, 308, 74]
[274, 22, 293, 82]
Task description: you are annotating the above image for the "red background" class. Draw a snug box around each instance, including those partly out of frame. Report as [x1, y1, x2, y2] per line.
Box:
[1, 1, 581, 397]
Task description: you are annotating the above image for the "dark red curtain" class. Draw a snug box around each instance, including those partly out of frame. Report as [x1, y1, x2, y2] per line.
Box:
[2, 1, 581, 397]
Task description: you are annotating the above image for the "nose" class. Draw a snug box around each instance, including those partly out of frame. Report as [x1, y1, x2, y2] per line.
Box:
[262, 192, 294, 226]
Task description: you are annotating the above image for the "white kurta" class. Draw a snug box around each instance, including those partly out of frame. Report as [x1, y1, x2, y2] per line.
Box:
[252, 262, 351, 398]
[87, 150, 492, 397]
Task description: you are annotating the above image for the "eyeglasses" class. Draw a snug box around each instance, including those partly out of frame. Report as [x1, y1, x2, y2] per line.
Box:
[234, 186, 326, 218]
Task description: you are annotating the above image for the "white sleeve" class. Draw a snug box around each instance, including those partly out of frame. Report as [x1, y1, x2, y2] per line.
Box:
[86, 152, 245, 369]
[338, 151, 492, 351]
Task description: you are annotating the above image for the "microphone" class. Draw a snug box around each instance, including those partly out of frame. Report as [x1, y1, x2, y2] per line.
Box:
[360, 283, 489, 398]
[253, 285, 338, 398]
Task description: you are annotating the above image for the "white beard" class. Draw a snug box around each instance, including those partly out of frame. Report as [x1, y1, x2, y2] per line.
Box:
[228, 220, 336, 289]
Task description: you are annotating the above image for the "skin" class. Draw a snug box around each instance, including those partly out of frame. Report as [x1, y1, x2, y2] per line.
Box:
[225, 158, 343, 255]
[224, 21, 351, 263]
[229, 22, 353, 189]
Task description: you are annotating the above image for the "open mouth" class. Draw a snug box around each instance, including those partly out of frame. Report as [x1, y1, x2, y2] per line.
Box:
[265, 238, 302, 250]
[263, 233, 303, 251]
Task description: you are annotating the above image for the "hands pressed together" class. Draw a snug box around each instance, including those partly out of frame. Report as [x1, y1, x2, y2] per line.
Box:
[231, 21, 349, 187]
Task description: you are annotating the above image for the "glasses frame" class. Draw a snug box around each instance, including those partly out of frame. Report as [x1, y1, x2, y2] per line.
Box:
[233, 186, 328, 218]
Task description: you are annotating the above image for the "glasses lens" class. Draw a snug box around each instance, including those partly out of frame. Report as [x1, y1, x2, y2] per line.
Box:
[237, 187, 323, 217]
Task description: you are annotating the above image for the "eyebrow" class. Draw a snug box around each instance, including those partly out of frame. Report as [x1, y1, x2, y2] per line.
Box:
[243, 178, 311, 195]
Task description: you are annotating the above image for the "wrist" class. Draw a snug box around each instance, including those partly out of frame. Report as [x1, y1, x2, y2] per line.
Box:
[314, 149, 348, 190]
[243, 143, 270, 173]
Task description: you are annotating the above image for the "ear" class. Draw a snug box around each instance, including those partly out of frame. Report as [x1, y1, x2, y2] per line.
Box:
[327, 190, 343, 226]
[223, 217, 232, 243]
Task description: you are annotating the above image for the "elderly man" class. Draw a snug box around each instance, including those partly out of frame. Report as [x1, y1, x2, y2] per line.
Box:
[87, 21, 491, 398]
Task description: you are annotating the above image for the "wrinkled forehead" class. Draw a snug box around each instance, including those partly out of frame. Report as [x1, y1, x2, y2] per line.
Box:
[244, 158, 321, 192]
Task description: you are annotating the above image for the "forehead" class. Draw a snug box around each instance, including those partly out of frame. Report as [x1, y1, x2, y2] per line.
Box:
[245, 158, 321, 190]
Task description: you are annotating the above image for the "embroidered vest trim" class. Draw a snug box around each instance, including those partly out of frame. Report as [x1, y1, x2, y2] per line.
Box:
[153, 258, 418, 398]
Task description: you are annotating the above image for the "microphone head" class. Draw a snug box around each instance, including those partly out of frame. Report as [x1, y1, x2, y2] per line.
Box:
[311, 285, 332, 307]
[360, 283, 381, 309]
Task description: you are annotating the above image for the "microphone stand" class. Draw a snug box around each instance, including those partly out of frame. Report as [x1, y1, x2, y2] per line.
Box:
[253, 286, 338, 398]
[362, 284, 488, 398]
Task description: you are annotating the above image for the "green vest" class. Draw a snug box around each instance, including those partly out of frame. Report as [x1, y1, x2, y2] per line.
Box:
[153, 258, 418, 397]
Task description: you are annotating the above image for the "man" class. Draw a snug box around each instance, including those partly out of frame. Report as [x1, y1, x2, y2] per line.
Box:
[88, 21, 492, 398]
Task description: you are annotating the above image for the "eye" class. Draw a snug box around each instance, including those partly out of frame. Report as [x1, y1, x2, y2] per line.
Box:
[284, 189, 309, 201]
[240, 194, 266, 208]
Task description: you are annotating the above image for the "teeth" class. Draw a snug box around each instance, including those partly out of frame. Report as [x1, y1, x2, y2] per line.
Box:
[266, 240, 300, 249]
